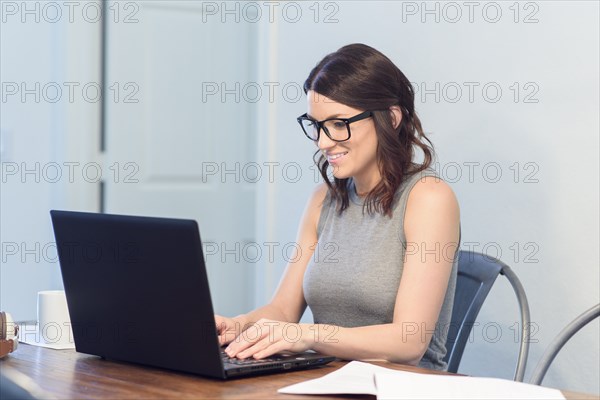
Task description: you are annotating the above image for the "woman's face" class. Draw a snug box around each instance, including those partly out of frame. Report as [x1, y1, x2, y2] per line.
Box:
[307, 90, 380, 189]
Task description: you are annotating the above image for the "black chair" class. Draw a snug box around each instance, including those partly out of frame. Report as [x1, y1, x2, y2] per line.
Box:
[530, 303, 600, 385]
[443, 250, 531, 382]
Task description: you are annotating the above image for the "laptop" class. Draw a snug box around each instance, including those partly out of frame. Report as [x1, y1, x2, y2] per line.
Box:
[49, 210, 335, 379]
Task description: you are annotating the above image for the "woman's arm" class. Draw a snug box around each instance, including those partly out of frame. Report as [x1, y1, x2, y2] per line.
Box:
[225, 176, 460, 365]
[216, 183, 329, 345]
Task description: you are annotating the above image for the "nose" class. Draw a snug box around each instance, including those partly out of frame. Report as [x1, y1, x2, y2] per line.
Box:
[317, 129, 336, 151]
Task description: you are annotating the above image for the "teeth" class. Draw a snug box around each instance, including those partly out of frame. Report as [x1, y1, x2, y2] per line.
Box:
[328, 152, 347, 160]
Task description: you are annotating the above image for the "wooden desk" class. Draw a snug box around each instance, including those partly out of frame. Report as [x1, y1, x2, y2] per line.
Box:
[1, 344, 595, 399]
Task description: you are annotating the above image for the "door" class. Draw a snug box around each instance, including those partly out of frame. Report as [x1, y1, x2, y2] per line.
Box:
[104, 1, 256, 316]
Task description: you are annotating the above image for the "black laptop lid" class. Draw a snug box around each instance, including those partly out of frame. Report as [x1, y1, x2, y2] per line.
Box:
[50, 210, 225, 378]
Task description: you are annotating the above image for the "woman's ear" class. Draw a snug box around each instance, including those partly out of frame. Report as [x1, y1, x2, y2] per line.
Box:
[389, 106, 403, 129]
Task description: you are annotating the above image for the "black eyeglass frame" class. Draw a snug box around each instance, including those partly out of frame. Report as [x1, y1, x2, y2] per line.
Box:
[297, 110, 374, 142]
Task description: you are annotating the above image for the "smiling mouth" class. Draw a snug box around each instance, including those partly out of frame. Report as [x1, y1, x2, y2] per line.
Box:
[327, 152, 348, 162]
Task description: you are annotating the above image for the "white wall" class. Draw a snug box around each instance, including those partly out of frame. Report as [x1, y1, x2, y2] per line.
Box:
[1, 4, 101, 320]
[253, 1, 599, 394]
[1, 10, 69, 320]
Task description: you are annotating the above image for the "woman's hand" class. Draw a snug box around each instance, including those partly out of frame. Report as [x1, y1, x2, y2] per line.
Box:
[215, 314, 246, 346]
[224, 318, 315, 359]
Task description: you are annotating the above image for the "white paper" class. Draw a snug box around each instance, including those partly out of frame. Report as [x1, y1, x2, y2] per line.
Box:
[18, 322, 75, 350]
[278, 361, 386, 395]
[375, 370, 565, 400]
[279, 361, 566, 400]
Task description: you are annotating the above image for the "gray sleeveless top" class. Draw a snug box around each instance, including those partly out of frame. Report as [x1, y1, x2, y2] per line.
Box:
[303, 169, 459, 371]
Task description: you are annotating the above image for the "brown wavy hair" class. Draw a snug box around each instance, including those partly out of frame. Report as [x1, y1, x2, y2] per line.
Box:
[303, 43, 434, 217]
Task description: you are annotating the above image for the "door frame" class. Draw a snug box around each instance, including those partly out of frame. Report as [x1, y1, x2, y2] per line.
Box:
[63, 2, 104, 213]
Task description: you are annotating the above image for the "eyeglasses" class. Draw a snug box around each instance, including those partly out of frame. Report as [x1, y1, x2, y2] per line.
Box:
[297, 110, 373, 142]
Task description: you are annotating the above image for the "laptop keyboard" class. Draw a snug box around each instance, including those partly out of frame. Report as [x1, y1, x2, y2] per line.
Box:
[221, 350, 284, 365]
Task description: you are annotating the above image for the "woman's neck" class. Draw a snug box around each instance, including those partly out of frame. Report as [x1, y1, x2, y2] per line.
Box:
[352, 174, 381, 197]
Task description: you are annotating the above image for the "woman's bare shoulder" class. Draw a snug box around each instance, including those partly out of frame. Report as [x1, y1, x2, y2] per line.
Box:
[405, 176, 460, 229]
[301, 183, 330, 234]
[310, 183, 329, 205]
[410, 175, 457, 204]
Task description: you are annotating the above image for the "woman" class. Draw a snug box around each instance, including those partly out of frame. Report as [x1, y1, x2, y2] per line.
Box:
[216, 43, 460, 371]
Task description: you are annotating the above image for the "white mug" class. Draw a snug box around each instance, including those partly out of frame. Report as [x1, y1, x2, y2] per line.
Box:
[37, 290, 74, 345]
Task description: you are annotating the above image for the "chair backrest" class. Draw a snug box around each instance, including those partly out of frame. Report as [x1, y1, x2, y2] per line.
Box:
[444, 250, 530, 381]
[530, 303, 600, 385]
[444, 251, 503, 373]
